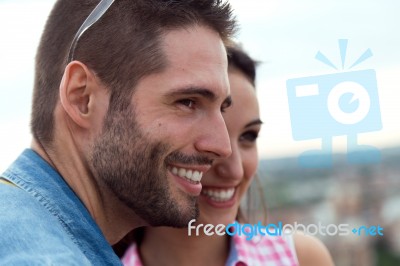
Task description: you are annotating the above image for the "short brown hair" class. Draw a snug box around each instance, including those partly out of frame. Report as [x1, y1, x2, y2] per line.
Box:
[32, 0, 237, 144]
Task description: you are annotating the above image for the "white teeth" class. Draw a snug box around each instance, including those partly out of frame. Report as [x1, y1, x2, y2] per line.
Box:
[172, 167, 178, 175]
[185, 170, 193, 179]
[178, 168, 186, 177]
[202, 188, 235, 202]
[171, 167, 203, 183]
[193, 171, 201, 181]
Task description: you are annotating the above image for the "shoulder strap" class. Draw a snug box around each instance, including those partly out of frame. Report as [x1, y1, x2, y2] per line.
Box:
[283, 234, 299, 264]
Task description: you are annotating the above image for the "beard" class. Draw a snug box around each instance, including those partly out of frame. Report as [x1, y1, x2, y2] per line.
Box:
[90, 106, 207, 227]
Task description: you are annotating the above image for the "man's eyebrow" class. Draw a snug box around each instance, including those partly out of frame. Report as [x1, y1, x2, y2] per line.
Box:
[245, 119, 263, 128]
[165, 87, 217, 101]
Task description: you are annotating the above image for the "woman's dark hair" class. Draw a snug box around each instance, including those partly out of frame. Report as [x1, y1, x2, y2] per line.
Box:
[227, 45, 268, 224]
[227, 45, 257, 86]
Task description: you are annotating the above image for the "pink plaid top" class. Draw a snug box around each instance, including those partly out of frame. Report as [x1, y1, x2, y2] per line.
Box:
[122, 234, 298, 266]
[226, 233, 299, 266]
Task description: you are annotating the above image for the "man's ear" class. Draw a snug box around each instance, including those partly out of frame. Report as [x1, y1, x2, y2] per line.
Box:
[59, 61, 100, 129]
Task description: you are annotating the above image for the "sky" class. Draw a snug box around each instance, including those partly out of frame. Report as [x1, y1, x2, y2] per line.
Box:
[0, 0, 399, 172]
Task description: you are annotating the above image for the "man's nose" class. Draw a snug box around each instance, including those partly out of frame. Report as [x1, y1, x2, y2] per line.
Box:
[194, 114, 232, 159]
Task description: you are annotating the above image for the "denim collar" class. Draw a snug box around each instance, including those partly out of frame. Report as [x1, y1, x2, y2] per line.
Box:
[2, 149, 121, 265]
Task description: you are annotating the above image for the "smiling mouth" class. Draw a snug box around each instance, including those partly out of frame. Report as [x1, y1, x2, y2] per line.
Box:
[169, 166, 204, 184]
[202, 188, 235, 202]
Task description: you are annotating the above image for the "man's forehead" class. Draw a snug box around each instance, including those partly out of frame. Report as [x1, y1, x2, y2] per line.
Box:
[161, 25, 228, 68]
[159, 25, 230, 100]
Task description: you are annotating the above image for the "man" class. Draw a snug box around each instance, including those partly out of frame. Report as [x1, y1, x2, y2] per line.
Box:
[0, 0, 236, 264]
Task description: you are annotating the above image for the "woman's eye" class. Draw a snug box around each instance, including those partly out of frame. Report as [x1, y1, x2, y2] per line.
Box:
[177, 99, 195, 109]
[240, 131, 259, 143]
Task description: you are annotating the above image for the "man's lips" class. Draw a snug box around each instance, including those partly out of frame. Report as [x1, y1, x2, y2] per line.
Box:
[167, 165, 210, 196]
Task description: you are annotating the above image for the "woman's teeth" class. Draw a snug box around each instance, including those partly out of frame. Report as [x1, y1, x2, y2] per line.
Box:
[171, 166, 203, 183]
[202, 188, 235, 202]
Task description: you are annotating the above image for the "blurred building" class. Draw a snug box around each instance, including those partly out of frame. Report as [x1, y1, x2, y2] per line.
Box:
[257, 146, 400, 266]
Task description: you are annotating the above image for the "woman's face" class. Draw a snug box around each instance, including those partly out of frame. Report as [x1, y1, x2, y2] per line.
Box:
[198, 69, 261, 226]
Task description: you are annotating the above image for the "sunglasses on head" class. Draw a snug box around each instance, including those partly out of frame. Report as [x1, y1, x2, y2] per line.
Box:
[68, 0, 115, 62]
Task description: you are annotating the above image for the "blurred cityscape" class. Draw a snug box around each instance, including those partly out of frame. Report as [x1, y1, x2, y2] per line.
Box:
[258, 146, 400, 266]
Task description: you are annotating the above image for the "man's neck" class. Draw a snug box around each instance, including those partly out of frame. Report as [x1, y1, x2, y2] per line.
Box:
[31, 139, 145, 245]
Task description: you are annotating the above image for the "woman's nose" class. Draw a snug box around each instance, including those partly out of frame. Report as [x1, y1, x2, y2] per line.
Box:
[214, 142, 243, 181]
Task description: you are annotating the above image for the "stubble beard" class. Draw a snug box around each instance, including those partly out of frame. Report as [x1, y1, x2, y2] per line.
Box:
[90, 107, 198, 227]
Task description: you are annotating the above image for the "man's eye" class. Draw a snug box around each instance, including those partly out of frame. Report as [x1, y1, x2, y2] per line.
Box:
[177, 99, 196, 109]
[220, 97, 232, 113]
[220, 102, 230, 113]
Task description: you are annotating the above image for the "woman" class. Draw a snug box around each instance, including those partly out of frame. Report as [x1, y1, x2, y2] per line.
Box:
[121, 46, 334, 266]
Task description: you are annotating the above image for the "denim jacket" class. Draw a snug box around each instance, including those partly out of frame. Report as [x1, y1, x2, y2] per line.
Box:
[0, 149, 122, 265]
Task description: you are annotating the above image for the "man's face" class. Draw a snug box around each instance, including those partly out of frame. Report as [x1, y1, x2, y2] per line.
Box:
[90, 25, 231, 227]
